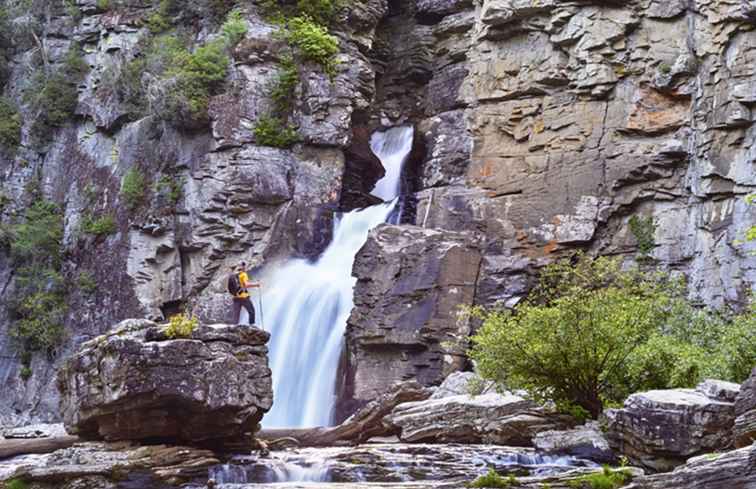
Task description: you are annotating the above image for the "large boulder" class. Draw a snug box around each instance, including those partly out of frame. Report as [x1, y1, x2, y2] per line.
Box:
[625, 444, 756, 489]
[533, 422, 616, 464]
[338, 225, 482, 418]
[734, 366, 756, 447]
[58, 319, 273, 448]
[386, 392, 574, 445]
[604, 380, 739, 472]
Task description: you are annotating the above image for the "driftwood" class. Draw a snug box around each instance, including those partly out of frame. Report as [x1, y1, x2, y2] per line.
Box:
[0, 435, 80, 460]
[258, 382, 432, 448]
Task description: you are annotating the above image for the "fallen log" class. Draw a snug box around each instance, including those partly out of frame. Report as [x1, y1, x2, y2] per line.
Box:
[0, 435, 80, 460]
[258, 381, 432, 447]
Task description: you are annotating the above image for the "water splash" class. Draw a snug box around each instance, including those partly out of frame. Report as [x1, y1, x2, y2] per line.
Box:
[256, 126, 415, 428]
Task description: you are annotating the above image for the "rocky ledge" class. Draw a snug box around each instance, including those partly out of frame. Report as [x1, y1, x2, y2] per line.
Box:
[734, 366, 756, 447]
[57, 319, 272, 448]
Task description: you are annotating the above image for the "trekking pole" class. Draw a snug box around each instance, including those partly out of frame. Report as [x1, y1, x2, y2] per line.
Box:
[258, 284, 265, 331]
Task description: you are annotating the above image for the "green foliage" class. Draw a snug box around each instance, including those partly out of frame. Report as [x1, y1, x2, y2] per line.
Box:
[296, 0, 342, 25]
[254, 115, 299, 148]
[81, 214, 117, 237]
[19, 365, 32, 381]
[10, 284, 67, 355]
[77, 271, 97, 295]
[146, 11, 171, 33]
[166, 313, 198, 339]
[469, 469, 518, 488]
[96, 0, 110, 11]
[469, 254, 750, 418]
[284, 15, 339, 76]
[121, 168, 146, 210]
[746, 194, 756, 243]
[709, 301, 756, 382]
[628, 215, 656, 258]
[156, 175, 184, 206]
[568, 466, 632, 489]
[4, 478, 30, 489]
[220, 9, 248, 47]
[9, 200, 64, 265]
[270, 54, 299, 112]
[0, 97, 21, 150]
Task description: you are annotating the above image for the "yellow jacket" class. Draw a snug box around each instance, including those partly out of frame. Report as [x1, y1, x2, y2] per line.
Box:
[237, 272, 250, 299]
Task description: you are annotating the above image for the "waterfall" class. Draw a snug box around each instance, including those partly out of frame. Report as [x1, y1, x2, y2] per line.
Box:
[255, 125, 414, 428]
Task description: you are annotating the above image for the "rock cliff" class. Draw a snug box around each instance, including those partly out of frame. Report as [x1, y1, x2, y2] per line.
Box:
[0, 0, 754, 425]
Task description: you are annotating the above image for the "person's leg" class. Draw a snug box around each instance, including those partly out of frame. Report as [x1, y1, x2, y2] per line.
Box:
[231, 299, 242, 324]
[242, 297, 256, 325]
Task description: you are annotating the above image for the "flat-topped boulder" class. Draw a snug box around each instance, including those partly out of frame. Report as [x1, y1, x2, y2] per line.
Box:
[533, 421, 615, 464]
[57, 319, 273, 448]
[386, 392, 575, 445]
[734, 366, 756, 447]
[604, 381, 738, 472]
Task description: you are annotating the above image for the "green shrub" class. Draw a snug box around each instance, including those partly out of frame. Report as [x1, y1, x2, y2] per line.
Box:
[146, 11, 171, 33]
[270, 54, 299, 113]
[284, 15, 339, 76]
[469, 469, 518, 488]
[5, 478, 30, 489]
[9, 200, 64, 265]
[254, 115, 299, 148]
[221, 9, 248, 47]
[77, 271, 98, 295]
[81, 214, 117, 237]
[746, 194, 755, 243]
[296, 0, 342, 25]
[568, 466, 632, 489]
[9, 269, 67, 356]
[469, 255, 714, 417]
[628, 215, 656, 258]
[156, 175, 184, 206]
[96, 0, 110, 11]
[25, 71, 79, 144]
[0, 97, 21, 150]
[121, 168, 147, 210]
[19, 365, 32, 381]
[710, 302, 756, 382]
[166, 313, 198, 339]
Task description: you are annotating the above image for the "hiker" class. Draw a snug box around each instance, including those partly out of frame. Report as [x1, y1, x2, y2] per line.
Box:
[228, 261, 261, 325]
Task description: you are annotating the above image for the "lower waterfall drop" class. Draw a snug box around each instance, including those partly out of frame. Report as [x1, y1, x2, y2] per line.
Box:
[259, 125, 415, 428]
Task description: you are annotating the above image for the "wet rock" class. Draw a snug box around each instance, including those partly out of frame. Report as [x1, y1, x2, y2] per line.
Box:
[58, 320, 272, 448]
[386, 392, 575, 445]
[604, 382, 737, 472]
[625, 444, 756, 489]
[734, 366, 756, 447]
[340, 225, 483, 413]
[533, 422, 615, 464]
[1, 442, 220, 488]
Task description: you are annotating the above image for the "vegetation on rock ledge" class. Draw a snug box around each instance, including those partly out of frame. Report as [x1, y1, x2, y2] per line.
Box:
[469, 254, 756, 418]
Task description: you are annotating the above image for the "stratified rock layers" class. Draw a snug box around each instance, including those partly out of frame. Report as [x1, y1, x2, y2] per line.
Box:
[58, 320, 272, 446]
[734, 366, 756, 447]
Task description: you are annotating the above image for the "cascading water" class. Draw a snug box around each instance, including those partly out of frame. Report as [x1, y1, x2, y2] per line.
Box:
[255, 125, 415, 429]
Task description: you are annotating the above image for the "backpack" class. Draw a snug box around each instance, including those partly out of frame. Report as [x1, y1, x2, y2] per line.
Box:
[227, 272, 242, 296]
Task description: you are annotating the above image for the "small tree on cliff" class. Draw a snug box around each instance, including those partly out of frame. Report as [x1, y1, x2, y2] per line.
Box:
[469, 255, 694, 418]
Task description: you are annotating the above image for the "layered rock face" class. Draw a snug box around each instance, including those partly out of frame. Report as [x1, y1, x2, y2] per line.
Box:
[734, 366, 756, 447]
[58, 319, 272, 447]
[339, 225, 482, 415]
[604, 380, 739, 471]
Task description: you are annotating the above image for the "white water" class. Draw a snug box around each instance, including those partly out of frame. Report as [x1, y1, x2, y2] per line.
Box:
[370, 126, 414, 201]
[253, 125, 415, 429]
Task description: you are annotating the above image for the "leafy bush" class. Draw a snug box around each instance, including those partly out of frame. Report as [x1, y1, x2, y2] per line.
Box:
[77, 271, 98, 295]
[121, 168, 146, 210]
[469, 255, 744, 417]
[710, 302, 756, 382]
[9, 200, 64, 265]
[220, 9, 248, 47]
[284, 15, 339, 76]
[746, 194, 756, 243]
[156, 175, 184, 206]
[270, 54, 299, 113]
[568, 466, 632, 489]
[96, 0, 110, 11]
[254, 115, 299, 148]
[296, 0, 342, 25]
[0, 97, 21, 150]
[81, 214, 117, 237]
[469, 469, 518, 488]
[5, 478, 30, 489]
[628, 215, 656, 259]
[166, 313, 198, 339]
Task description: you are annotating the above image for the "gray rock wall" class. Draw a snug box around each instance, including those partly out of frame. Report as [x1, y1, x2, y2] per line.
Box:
[1, 0, 755, 425]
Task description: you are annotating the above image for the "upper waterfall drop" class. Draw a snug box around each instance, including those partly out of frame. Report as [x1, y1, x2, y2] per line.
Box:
[370, 125, 414, 201]
[258, 125, 415, 429]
